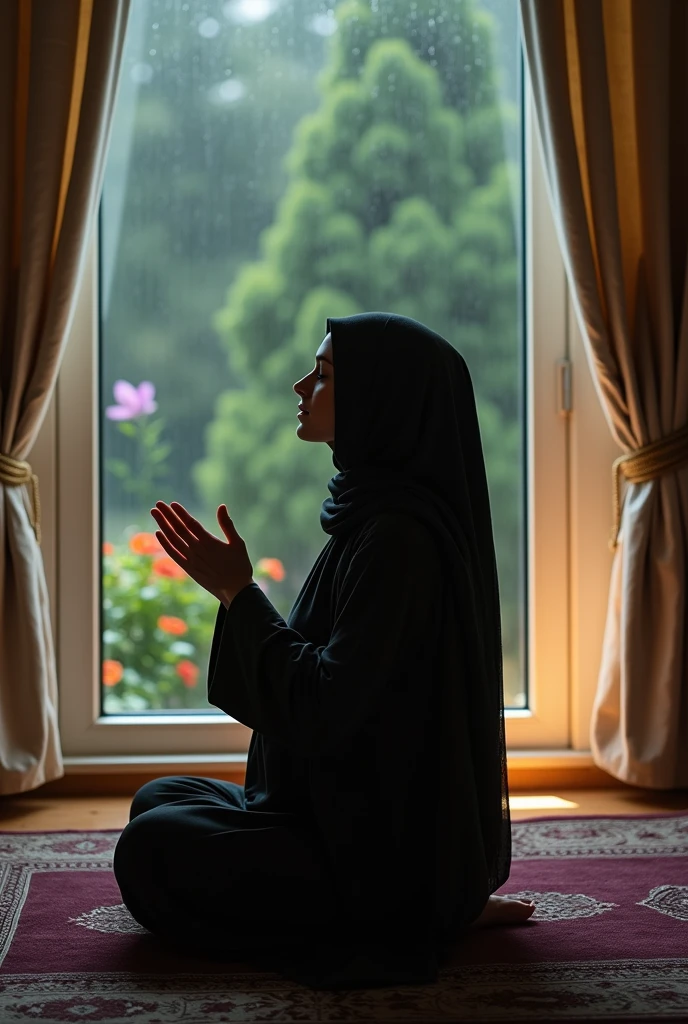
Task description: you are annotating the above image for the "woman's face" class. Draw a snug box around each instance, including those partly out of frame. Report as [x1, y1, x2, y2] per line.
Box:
[293, 332, 335, 449]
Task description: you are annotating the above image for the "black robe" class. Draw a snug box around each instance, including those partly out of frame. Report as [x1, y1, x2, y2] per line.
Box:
[207, 509, 479, 988]
[206, 310, 511, 988]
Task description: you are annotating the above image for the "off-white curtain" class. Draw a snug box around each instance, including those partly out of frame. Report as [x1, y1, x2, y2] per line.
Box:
[0, 0, 130, 795]
[520, 0, 688, 788]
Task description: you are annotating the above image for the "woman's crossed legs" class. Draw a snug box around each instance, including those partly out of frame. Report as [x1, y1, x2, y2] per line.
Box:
[113, 775, 338, 961]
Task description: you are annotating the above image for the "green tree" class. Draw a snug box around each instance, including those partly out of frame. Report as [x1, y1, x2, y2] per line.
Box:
[102, 0, 337, 511]
[195, 0, 522, 668]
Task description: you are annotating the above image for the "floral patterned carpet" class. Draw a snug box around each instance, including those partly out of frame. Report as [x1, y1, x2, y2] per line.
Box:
[0, 811, 687, 1022]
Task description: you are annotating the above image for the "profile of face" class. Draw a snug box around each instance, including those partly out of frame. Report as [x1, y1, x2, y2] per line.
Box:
[292, 332, 335, 450]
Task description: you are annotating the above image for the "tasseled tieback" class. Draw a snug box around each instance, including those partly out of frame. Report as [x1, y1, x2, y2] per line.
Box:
[0, 452, 41, 545]
[610, 421, 688, 552]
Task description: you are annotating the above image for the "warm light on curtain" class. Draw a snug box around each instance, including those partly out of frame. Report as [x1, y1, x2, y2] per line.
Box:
[0, 0, 131, 795]
[520, 0, 688, 789]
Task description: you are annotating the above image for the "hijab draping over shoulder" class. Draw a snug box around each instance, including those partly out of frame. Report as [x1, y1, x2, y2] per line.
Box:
[206, 310, 511, 990]
[321, 311, 511, 931]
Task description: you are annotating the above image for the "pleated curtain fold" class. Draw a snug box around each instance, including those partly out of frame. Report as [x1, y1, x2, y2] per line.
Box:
[0, 0, 130, 795]
[520, 0, 688, 788]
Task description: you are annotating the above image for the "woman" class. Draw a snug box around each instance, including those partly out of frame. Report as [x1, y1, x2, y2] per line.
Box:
[113, 311, 534, 990]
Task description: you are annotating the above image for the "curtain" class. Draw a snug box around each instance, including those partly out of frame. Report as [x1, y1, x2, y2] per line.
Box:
[0, 0, 130, 795]
[520, 0, 688, 788]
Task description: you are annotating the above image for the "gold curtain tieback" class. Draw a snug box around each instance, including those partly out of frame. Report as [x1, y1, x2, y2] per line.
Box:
[610, 421, 688, 552]
[0, 452, 41, 545]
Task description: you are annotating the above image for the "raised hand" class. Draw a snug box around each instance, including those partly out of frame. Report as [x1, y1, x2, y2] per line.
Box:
[150, 501, 253, 604]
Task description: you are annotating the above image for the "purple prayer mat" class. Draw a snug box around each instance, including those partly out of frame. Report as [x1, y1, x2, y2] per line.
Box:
[0, 811, 686, 1022]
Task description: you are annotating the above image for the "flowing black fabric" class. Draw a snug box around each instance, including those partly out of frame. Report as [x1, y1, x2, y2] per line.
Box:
[114, 311, 511, 993]
[320, 311, 511, 939]
[121, 309, 513, 991]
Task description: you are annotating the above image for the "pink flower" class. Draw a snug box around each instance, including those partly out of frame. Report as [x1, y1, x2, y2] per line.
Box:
[106, 380, 158, 420]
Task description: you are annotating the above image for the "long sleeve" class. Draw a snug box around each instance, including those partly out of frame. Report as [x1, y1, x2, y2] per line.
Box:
[207, 514, 440, 756]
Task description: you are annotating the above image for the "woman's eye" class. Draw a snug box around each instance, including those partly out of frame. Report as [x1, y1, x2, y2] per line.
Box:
[316, 373, 326, 380]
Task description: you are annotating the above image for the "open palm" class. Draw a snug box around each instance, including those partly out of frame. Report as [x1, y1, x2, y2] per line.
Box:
[150, 501, 253, 602]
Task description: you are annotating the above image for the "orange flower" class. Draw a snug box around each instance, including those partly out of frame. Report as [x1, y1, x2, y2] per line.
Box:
[256, 557, 285, 582]
[176, 660, 199, 688]
[129, 532, 164, 556]
[151, 556, 187, 579]
[102, 542, 115, 556]
[103, 659, 123, 686]
[158, 615, 188, 636]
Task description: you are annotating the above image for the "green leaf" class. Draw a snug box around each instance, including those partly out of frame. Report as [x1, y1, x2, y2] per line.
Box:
[148, 445, 172, 463]
[104, 458, 131, 479]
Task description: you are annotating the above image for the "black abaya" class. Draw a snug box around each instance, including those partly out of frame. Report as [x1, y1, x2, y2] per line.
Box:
[113, 311, 511, 990]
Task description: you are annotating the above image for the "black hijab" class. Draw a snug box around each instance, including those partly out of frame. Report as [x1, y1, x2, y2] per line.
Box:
[321, 311, 511, 942]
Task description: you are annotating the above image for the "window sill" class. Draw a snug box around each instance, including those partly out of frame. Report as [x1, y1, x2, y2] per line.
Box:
[21, 750, 628, 797]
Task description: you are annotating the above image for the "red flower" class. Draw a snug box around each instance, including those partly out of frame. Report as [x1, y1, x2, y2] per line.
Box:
[151, 556, 187, 579]
[176, 660, 199, 688]
[256, 557, 285, 581]
[103, 660, 123, 686]
[158, 615, 188, 636]
[129, 532, 164, 555]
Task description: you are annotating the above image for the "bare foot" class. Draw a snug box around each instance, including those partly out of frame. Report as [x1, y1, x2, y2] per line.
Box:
[469, 894, 536, 929]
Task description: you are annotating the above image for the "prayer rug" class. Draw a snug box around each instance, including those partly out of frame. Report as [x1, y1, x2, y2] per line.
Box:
[0, 811, 686, 1022]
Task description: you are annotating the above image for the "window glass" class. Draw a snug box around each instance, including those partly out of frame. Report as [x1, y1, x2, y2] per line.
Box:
[100, 0, 526, 713]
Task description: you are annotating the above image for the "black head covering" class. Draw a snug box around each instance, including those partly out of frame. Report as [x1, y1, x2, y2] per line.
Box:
[321, 311, 511, 943]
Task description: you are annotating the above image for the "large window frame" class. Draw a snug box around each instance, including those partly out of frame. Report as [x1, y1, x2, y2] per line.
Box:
[29, 68, 620, 762]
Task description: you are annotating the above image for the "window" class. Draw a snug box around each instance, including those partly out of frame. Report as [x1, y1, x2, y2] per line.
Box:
[30, 0, 621, 760]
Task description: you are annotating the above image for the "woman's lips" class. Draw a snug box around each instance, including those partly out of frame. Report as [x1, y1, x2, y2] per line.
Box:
[297, 410, 308, 417]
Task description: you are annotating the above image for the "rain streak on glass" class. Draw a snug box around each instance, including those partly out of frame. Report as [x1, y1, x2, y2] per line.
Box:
[100, 0, 526, 714]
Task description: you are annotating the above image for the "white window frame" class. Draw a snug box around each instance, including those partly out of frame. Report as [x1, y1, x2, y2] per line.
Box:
[28, 67, 620, 759]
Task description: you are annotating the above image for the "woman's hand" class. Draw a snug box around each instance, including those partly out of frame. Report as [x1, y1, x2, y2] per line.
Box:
[150, 501, 253, 604]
